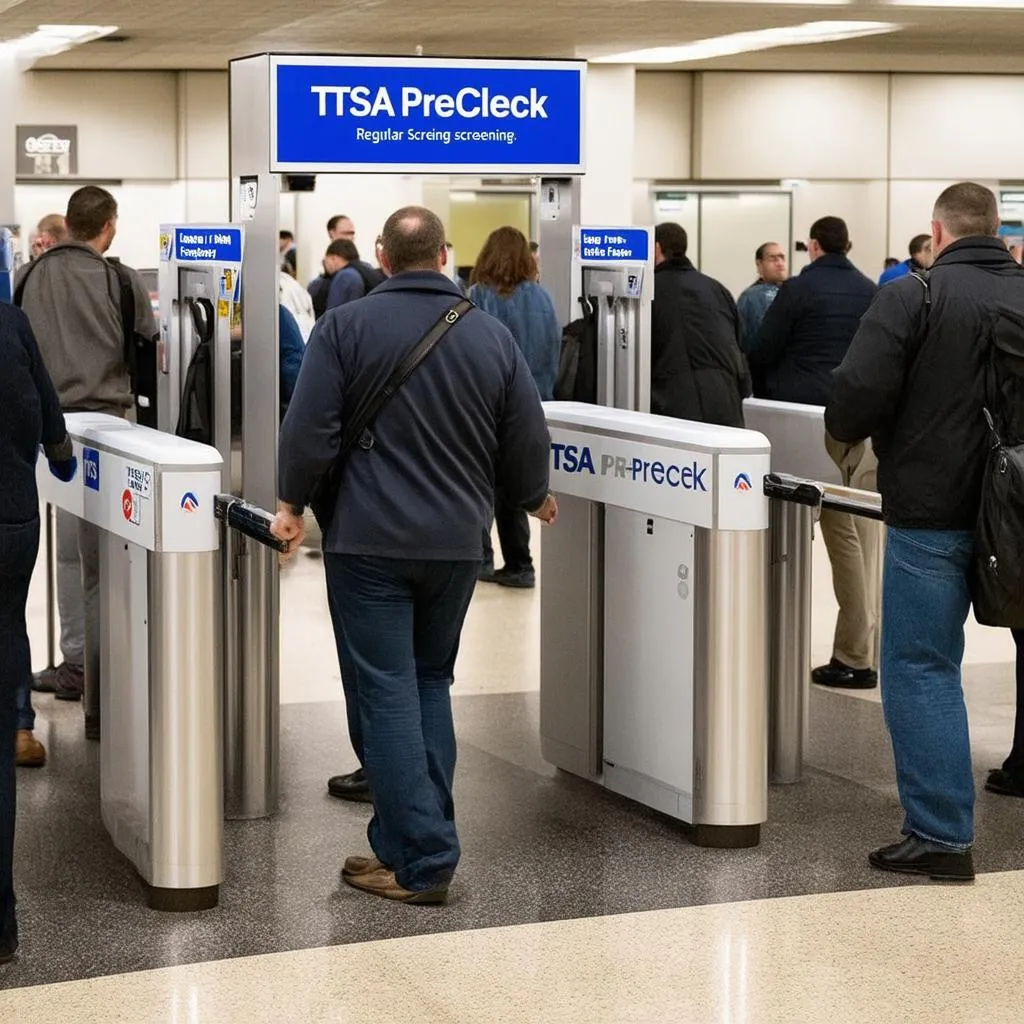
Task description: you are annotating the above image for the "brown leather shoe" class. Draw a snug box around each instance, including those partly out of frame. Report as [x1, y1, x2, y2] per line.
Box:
[343, 867, 448, 905]
[342, 854, 386, 878]
[15, 731, 46, 768]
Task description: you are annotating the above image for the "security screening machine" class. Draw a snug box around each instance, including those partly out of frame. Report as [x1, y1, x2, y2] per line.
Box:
[573, 226, 654, 411]
[540, 402, 772, 848]
[157, 224, 244, 483]
[36, 413, 224, 910]
[229, 52, 587, 817]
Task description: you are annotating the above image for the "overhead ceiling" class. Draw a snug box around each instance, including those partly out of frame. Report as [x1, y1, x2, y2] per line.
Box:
[0, 0, 1021, 73]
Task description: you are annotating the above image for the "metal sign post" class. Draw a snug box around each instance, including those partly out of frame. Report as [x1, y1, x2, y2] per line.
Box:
[228, 52, 588, 818]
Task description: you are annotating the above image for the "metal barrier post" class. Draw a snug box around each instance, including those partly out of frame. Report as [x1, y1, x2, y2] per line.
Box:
[765, 474, 884, 785]
[216, 497, 285, 820]
[44, 502, 57, 670]
[768, 498, 815, 784]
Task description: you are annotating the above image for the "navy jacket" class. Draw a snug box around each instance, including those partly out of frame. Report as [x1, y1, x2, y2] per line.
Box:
[747, 253, 876, 406]
[0, 303, 70, 525]
[278, 272, 551, 559]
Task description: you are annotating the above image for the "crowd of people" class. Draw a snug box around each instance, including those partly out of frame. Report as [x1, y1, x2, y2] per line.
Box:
[1, 179, 1022, 952]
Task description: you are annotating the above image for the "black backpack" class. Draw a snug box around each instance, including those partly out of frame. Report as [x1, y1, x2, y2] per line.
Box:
[971, 303, 1024, 627]
[15, 248, 158, 427]
[350, 260, 386, 295]
[555, 302, 598, 403]
[175, 297, 215, 445]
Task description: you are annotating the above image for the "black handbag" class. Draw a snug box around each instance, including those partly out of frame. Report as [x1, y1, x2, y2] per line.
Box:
[309, 298, 473, 530]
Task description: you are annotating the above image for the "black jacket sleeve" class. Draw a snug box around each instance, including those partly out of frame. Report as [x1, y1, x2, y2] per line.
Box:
[20, 311, 70, 459]
[747, 279, 797, 367]
[825, 283, 919, 444]
[496, 346, 551, 512]
[278, 315, 347, 508]
[650, 290, 703, 419]
[721, 286, 752, 399]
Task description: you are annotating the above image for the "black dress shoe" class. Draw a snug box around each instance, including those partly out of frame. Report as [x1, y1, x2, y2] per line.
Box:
[327, 768, 373, 803]
[868, 835, 974, 882]
[811, 659, 878, 689]
[985, 768, 1024, 798]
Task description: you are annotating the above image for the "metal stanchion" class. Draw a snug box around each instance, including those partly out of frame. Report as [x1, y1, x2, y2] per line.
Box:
[765, 476, 821, 785]
[45, 502, 57, 670]
[215, 496, 285, 820]
[765, 475, 884, 785]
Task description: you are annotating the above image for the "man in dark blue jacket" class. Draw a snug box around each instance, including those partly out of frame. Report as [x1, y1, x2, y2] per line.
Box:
[747, 217, 880, 691]
[745, 217, 876, 406]
[272, 206, 555, 905]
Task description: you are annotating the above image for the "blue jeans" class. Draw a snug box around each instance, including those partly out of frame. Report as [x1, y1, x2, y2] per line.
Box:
[324, 555, 478, 892]
[881, 528, 975, 850]
[0, 518, 40, 948]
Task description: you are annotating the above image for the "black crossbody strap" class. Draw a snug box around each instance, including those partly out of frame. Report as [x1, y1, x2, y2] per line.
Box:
[339, 298, 473, 458]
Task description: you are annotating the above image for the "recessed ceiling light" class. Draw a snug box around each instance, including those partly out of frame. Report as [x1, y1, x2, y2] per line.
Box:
[0, 24, 118, 62]
[589, 21, 901, 65]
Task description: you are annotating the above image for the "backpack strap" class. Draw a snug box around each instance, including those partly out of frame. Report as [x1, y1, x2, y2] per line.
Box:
[908, 269, 932, 359]
[105, 257, 137, 369]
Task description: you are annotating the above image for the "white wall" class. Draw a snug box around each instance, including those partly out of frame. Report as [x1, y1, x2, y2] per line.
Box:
[17, 71, 178, 180]
[694, 73, 889, 181]
[890, 76, 1024, 181]
[581, 65, 635, 224]
[635, 72, 691, 181]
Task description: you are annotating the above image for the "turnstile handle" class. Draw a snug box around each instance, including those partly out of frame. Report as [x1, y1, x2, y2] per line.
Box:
[763, 472, 884, 522]
[214, 495, 289, 553]
[763, 473, 824, 508]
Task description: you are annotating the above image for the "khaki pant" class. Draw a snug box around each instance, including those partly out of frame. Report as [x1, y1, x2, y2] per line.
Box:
[819, 434, 882, 671]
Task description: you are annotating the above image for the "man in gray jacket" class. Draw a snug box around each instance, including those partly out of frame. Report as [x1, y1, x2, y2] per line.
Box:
[272, 206, 555, 905]
[17, 186, 155, 738]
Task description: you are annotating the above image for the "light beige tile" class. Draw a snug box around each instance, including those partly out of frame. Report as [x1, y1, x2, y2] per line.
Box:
[4, 873, 1024, 1023]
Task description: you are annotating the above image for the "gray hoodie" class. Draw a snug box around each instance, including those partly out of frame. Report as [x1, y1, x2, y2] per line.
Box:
[15, 241, 155, 413]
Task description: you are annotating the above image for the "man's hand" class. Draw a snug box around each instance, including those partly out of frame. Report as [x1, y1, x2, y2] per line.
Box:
[271, 501, 306, 563]
[528, 493, 558, 526]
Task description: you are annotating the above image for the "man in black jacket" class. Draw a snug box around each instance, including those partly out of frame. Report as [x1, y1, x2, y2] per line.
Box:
[650, 223, 750, 428]
[826, 182, 1024, 882]
[272, 206, 555, 905]
[747, 217, 880, 691]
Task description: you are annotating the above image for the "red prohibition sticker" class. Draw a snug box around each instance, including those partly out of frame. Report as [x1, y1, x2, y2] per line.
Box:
[122, 489, 140, 525]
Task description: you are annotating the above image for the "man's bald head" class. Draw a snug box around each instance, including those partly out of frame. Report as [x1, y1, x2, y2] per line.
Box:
[380, 206, 447, 275]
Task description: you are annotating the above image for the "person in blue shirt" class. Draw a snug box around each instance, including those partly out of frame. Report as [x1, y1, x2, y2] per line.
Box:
[878, 234, 933, 285]
[737, 242, 788, 395]
[470, 226, 561, 589]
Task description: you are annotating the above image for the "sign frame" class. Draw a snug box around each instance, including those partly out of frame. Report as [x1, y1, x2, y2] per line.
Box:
[268, 53, 587, 175]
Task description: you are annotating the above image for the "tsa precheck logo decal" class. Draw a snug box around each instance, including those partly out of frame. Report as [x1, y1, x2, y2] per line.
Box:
[734, 473, 753, 492]
[180, 492, 200, 513]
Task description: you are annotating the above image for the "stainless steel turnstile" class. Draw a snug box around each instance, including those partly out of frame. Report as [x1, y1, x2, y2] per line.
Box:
[540, 402, 771, 848]
[37, 413, 225, 910]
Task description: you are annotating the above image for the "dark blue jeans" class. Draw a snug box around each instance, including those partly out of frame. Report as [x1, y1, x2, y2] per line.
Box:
[0, 518, 40, 949]
[324, 555, 478, 892]
[881, 528, 975, 850]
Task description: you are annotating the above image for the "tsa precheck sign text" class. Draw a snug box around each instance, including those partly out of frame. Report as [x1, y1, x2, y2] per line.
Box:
[272, 58, 585, 172]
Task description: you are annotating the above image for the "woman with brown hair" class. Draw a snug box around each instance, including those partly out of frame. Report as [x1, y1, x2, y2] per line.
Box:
[470, 226, 561, 588]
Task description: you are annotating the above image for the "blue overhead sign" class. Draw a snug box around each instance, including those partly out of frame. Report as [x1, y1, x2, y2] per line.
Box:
[270, 56, 586, 174]
[172, 227, 243, 265]
[576, 227, 651, 263]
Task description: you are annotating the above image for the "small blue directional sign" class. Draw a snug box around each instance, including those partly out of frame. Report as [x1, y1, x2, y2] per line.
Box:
[576, 227, 650, 263]
[271, 56, 586, 174]
[173, 227, 243, 265]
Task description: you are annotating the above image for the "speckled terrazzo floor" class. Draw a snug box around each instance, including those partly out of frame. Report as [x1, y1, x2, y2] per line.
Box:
[2, 873, 1023, 1022]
